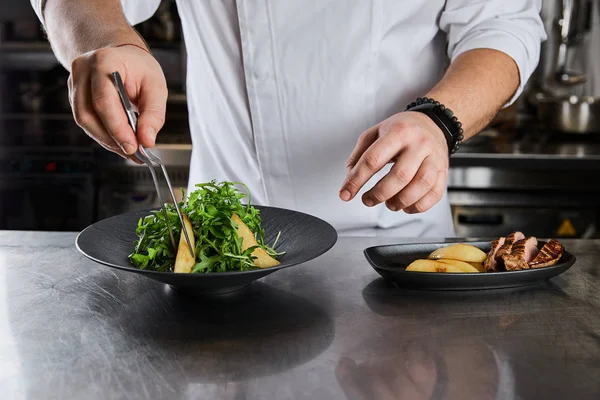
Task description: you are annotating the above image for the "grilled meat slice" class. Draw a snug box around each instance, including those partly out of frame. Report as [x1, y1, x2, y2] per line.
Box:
[483, 237, 505, 271]
[502, 237, 539, 271]
[495, 231, 525, 262]
[529, 239, 564, 268]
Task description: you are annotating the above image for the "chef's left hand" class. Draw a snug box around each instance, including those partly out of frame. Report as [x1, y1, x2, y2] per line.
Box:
[339, 111, 449, 214]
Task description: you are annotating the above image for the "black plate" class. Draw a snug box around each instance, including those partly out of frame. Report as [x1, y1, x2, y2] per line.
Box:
[76, 206, 337, 295]
[364, 241, 576, 291]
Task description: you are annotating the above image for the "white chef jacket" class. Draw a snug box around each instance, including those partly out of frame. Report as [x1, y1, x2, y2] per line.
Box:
[32, 0, 546, 237]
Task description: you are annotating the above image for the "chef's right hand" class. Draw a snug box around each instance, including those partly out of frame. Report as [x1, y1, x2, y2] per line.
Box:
[68, 45, 168, 161]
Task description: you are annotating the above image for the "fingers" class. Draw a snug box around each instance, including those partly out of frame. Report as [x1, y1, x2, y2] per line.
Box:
[340, 123, 407, 201]
[335, 357, 397, 400]
[68, 45, 168, 164]
[403, 169, 447, 214]
[136, 76, 168, 148]
[71, 65, 121, 153]
[361, 146, 429, 207]
[340, 111, 450, 213]
[340, 125, 378, 201]
[335, 357, 369, 400]
[89, 60, 138, 155]
[345, 124, 379, 172]
[389, 343, 438, 399]
[363, 367, 399, 400]
[70, 60, 143, 164]
[383, 156, 441, 211]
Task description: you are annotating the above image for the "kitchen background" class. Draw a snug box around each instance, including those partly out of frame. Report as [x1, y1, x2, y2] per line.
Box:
[1, 0, 599, 239]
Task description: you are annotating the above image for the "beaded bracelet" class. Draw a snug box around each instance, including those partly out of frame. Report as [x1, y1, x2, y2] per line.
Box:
[405, 97, 464, 154]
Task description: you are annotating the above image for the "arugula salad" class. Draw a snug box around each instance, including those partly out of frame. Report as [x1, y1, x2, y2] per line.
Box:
[129, 180, 283, 273]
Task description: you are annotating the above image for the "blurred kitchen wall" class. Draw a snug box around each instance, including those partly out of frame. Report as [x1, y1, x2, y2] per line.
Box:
[0, 0, 192, 231]
[2, 0, 600, 240]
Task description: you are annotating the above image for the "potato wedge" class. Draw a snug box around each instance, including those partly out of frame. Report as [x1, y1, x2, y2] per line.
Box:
[232, 214, 280, 268]
[437, 258, 480, 273]
[405, 259, 465, 273]
[428, 244, 487, 263]
[468, 262, 485, 272]
[174, 214, 196, 273]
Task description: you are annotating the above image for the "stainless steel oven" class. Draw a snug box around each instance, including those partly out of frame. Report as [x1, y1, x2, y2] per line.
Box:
[448, 163, 600, 239]
[450, 196, 597, 239]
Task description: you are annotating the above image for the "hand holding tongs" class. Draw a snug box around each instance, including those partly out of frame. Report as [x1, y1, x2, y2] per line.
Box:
[111, 71, 194, 258]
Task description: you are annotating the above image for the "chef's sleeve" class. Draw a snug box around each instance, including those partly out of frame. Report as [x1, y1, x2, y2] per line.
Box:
[30, 0, 161, 27]
[439, 0, 547, 106]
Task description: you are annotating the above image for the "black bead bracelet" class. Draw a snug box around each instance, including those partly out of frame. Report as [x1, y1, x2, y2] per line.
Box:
[405, 97, 464, 155]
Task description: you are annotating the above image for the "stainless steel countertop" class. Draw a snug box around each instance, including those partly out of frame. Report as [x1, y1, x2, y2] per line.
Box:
[1, 232, 599, 399]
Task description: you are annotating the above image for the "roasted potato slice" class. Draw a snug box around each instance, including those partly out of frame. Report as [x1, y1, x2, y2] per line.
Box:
[174, 214, 196, 273]
[232, 214, 280, 268]
[405, 259, 465, 273]
[428, 244, 487, 263]
[468, 262, 485, 272]
[437, 258, 481, 273]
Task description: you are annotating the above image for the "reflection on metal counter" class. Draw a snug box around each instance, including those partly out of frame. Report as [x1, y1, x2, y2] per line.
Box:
[3, 233, 600, 400]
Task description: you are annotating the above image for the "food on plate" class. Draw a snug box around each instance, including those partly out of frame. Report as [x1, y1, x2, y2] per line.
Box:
[428, 243, 487, 263]
[404, 244, 487, 274]
[231, 213, 280, 268]
[436, 259, 481, 273]
[493, 231, 525, 263]
[502, 236, 539, 271]
[406, 259, 464, 273]
[529, 239, 564, 268]
[482, 237, 505, 271]
[491, 233, 564, 271]
[468, 262, 486, 272]
[174, 214, 196, 273]
[404, 233, 565, 274]
[129, 180, 283, 273]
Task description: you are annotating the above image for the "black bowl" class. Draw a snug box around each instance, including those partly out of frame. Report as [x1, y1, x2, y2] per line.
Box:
[364, 241, 576, 290]
[76, 206, 338, 295]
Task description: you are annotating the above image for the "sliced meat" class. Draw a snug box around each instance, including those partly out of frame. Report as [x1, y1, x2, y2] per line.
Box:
[502, 237, 539, 271]
[483, 237, 505, 271]
[529, 239, 564, 268]
[495, 231, 525, 262]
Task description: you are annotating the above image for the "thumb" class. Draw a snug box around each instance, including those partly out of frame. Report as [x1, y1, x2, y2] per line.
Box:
[136, 79, 167, 148]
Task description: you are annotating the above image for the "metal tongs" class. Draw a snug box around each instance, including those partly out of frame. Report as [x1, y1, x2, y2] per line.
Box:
[111, 71, 194, 258]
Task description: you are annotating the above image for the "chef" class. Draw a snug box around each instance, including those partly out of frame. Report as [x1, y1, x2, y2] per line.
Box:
[31, 0, 546, 237]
